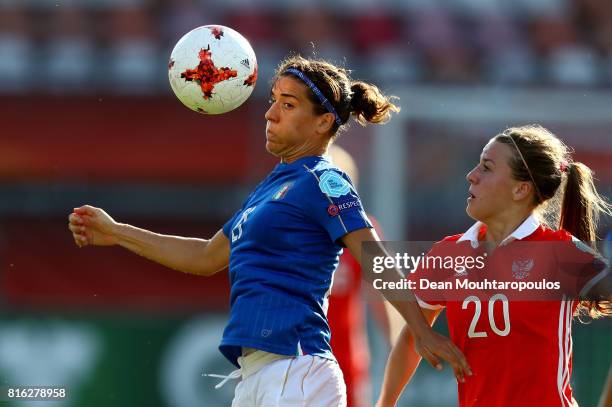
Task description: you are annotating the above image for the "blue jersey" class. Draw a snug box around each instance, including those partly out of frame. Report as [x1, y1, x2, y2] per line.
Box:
[220, 155, 372, 367]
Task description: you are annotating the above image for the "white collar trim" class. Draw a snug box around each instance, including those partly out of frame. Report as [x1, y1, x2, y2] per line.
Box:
[457, 214, 540, 248]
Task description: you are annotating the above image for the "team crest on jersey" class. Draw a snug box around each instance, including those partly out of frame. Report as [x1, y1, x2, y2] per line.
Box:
[318, 171, 351, 198]
[512, 259, 534, 279]
[272, 183, 292, 200]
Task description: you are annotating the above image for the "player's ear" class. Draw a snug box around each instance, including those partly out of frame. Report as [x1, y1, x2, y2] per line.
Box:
[316, 112, 335, 135]
[513, 181, 532, 201]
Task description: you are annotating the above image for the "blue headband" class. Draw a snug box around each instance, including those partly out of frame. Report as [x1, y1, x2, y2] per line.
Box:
[284, 68, 343, 126]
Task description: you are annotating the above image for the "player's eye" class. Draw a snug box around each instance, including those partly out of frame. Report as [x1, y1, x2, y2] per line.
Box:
[268, 98, 275, 104]
[283, 103, 293, 109]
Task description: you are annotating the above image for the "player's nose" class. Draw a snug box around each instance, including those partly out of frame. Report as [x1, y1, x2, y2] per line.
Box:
[264, 101, 279, 122]
[466, 166, 478, 184]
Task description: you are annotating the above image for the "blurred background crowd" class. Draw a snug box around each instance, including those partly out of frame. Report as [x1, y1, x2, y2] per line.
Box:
[0, 1, 611, 406]
[2, 0, 612, 94]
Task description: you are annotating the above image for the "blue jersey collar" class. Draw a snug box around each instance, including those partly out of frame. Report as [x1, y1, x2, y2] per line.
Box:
[278, 155, 328, 170]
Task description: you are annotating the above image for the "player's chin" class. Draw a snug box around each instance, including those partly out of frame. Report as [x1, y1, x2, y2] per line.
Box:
[466, 202, 490, 223]
[265, 140, 282, 156]
[465, 200, 479, 220]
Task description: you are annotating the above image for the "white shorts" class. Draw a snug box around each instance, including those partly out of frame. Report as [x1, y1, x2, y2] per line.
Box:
[231, 353, 347, 407]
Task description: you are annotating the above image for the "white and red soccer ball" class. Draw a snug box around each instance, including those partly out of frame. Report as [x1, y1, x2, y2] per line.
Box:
[168, 25, 257, 114]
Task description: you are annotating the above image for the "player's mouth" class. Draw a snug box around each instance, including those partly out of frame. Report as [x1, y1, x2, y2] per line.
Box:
[266, 131, 277, 142]
[468, 190, 476, 201]
[265, 132, 281, 148]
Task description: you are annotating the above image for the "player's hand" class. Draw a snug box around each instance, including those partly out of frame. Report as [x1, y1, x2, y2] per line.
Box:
[68, 205, 119, 247]
[413, 329, 472, 383]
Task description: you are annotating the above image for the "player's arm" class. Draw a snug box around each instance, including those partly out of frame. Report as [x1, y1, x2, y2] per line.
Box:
[582, 249, 612, 300]
[585, 272, 612, 300]
[342, 227, 471, 381]
[68, 205, 229, 276]
[575, 247, 612, 300]
[376, 307, 442, 407]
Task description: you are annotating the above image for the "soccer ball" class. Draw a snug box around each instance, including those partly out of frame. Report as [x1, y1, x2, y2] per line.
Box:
[168, 25, 258, 115]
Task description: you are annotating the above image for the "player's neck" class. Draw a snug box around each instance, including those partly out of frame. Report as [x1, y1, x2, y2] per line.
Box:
[280, 145, 326, 164]
[483, 209, 533, 246]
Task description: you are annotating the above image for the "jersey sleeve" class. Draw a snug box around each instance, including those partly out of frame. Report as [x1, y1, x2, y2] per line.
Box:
[222, 209, 242, 240]
[555, 237, 609, 298]
[302, 168, 372, 244]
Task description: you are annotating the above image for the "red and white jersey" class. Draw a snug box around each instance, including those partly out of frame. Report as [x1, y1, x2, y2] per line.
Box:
[411, 215, 608, 407]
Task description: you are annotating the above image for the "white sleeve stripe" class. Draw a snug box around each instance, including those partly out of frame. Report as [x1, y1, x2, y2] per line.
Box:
[562, 300, 572, 390]
[557, 298, 567, 407]
[557, 298, 575, 407]
[563, 301, 573, 406]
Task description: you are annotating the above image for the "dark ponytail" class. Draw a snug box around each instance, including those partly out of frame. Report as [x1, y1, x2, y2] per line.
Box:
[495, 125, 612, 319]
[560, 162, 612, 318]
[274, 55, 399, 135]
[560, 162, 605, 243]
[349, 81, 400, 126]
